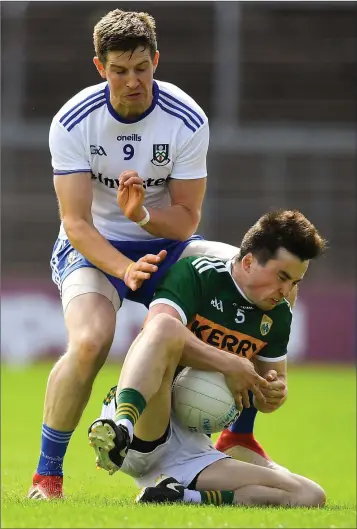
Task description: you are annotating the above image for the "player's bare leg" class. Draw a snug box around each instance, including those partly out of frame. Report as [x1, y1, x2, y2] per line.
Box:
[138, 457, 325, 508]
[192, 457, 325, 507]
[29, 291, 116, 499]
[45, 293, 116, 429]
[88, 314, 185, 472]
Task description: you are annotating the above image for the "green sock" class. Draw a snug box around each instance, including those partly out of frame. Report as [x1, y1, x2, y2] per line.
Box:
[115, 388, 146, 427]
[200, 490, 235, 505]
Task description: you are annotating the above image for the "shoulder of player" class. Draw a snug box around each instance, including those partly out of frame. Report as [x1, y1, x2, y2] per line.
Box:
[53, 82, 107, 129]
[155, 80, 208, 131]
[187, 255, 229, 277]
[272, 298, 293, 323]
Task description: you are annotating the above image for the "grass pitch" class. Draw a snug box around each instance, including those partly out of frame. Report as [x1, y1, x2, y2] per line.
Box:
[1, 362, 356, 528]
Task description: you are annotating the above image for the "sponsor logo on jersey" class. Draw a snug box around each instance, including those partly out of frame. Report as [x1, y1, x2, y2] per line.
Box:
[211, 298, 223, 312]
[188, 315, 267, 359]
[116, 134, 142, 141]
[91, 172, 167, 190]
[90, 145, 107, 156]
[151, 144, 170, 166]
[260, 314, 273, 336]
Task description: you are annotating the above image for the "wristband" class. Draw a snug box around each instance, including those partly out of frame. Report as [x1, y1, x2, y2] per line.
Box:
[136, 206, 150, 227]
[124, 262, 135, 283]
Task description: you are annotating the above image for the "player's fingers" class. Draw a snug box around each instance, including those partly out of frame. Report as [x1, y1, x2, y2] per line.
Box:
[132, 271, 151, 281]
[264, 395, 282, 404]
[254, 373, 270, 388]
[241, 390, 250, 408]
[135, 262, 158, 273]
[157, 249, 167, 261]
[251, 385, 267, 403]
[234, 394, 243, 412]
[123, 176, 143, 186]
[140, 253, 163, 264]
[268, 382, 286, 393]
[119, 170, 139, 181]
[265, 370, 278, 382]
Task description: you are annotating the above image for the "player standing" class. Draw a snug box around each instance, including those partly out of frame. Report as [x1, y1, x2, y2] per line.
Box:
[28, 8, 238, 500]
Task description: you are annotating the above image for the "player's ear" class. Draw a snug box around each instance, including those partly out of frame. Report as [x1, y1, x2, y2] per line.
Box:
[153, 50, 160, 73]
[242, 254, 253, 273]
[93, 56, 107, 79]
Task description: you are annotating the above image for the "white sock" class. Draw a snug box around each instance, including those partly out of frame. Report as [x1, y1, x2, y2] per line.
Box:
[115, 418, 134, 442]
[183, 489, 201, 503]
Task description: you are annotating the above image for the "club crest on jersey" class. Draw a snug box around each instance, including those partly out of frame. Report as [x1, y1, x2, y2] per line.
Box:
[260, 315, 273, 336]
[151, 144, 170, 166]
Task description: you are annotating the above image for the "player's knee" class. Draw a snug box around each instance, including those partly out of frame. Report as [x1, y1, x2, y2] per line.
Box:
[68, 328, 113, 376]
[144, 313, 185, 358]
[289, 476, 326, 507]
[299, 481, 326, 507]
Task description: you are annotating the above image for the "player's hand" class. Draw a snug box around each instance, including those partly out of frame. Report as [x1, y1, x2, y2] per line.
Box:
[224, 356, 270, 413]
[253, 370, 287, 411]
[117, 170, 146, 222]
[123, 250, 167, 291]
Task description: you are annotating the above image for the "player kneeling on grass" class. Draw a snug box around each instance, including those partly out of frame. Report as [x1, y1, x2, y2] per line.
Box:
[88, 209, 327, 507]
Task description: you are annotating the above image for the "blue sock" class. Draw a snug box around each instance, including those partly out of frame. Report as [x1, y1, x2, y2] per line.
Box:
[36, 424, 73, 476]
[229, 391, 258, 434]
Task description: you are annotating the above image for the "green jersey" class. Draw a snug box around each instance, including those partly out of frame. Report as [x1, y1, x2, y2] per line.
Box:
[151, 256, 292, 362]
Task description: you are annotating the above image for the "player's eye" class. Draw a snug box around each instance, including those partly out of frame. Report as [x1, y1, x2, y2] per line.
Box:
[278, 275, 286, 281]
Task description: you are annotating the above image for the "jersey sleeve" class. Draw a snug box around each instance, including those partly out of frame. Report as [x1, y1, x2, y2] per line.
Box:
[149, 257, 201, 325]
[255, 308, 292, 362]
[169, 121, 209, 180]
[49, 118, 91, 175]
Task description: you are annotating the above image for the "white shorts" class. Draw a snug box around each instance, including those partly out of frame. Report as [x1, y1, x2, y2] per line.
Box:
[100, 399, 229, 488]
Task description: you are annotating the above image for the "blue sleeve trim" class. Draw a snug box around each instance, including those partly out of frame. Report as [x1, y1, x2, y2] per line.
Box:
[53, 169, 92, 175]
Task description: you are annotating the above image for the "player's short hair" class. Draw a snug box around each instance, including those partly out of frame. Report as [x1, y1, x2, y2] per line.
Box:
[238, 209, 327, 264]
[93, 9, 157, 63]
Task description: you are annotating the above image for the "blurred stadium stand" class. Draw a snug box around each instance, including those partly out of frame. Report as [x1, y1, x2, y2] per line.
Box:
[1, 1, 356, 363]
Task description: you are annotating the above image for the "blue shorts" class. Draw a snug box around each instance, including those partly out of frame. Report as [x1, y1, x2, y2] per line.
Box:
[50, 235, 203, 308]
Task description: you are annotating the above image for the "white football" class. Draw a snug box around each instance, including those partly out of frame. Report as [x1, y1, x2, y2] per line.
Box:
[172, 368, 240, 435]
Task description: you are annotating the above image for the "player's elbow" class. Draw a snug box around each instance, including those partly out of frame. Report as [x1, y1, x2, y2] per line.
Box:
[176, 207, 201, 240]
[63, 216, 91, 242]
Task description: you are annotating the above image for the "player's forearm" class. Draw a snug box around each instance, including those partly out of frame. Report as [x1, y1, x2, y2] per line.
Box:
[64, 218, 132, 279]
[139, 205, 200, 241]
[179, 325, 233, 375]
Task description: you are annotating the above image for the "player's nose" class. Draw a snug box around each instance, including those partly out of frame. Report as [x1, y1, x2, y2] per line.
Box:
[126, 72, 140, 90]
[280, 284, 292, 298]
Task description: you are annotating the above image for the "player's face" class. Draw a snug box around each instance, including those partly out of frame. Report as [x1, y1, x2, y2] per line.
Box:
[241, 248, 309, 310]
[94, 47, 159, 119]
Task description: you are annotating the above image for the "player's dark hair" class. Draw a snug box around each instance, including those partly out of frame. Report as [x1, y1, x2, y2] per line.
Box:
[93, 9, 157, 63]
[237, 210, 327, 265]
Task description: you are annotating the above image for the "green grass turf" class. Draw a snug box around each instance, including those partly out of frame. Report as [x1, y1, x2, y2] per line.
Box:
[1, 362, 356, 528]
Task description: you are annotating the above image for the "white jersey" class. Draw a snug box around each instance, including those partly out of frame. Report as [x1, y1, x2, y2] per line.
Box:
[50, 80, 209, 241]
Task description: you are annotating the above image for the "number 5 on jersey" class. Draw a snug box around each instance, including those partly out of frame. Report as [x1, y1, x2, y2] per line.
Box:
[235, 309, 245, 324]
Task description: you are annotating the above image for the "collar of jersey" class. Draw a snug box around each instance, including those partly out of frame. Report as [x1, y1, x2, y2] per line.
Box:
[226, 258, 255, 305]
[105, 80, 159, 124]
